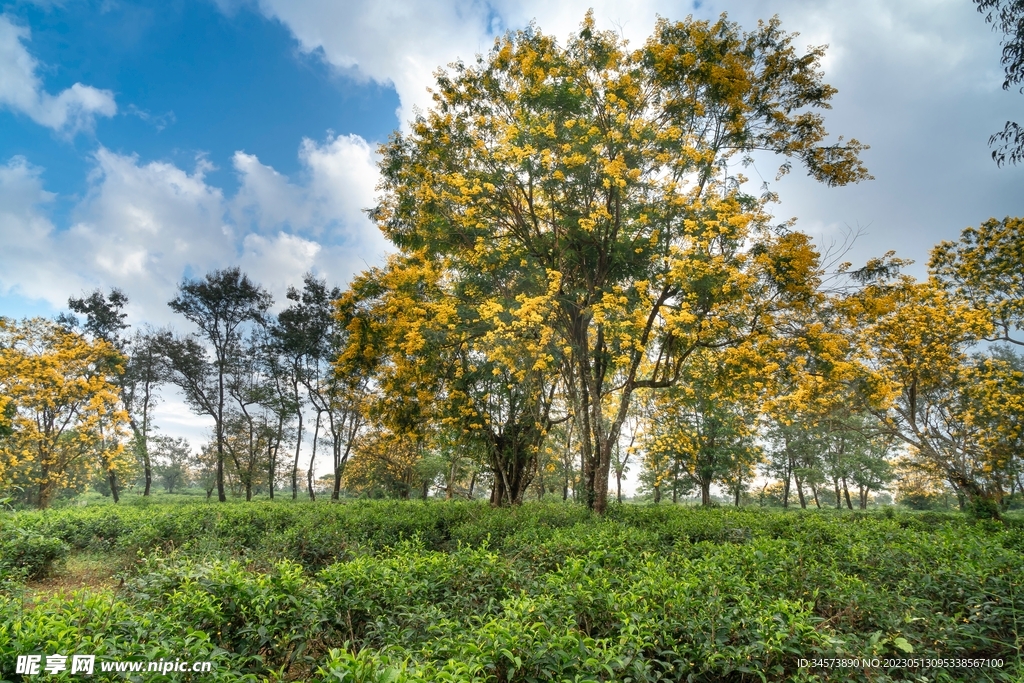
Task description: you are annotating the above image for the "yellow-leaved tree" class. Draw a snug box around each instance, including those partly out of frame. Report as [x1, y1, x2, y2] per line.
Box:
[841, 273, 1001, 505]
[641, 346, 764, 506]
[371, 13, 870, 512]
[0, 318, 130, 508]
[930, 216, 1024, 347]
[337, 251, 564, 506]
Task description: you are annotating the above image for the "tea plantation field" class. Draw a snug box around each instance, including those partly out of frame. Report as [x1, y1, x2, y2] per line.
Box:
[2, 502, 1022, 682]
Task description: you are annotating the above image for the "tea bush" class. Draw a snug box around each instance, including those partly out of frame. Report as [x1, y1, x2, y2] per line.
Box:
[0, 527, 67, 580]
[1, 502, 1022, 681]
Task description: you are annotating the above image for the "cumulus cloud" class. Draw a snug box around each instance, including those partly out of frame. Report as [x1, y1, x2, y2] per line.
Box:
[251, 0, 497, 125]
[231, 133, 389, 260]
[0, 156, 85, 305]
[0, 132, 387, 324]
[0, 15, 117, 134]
[63, 150, 232, 319]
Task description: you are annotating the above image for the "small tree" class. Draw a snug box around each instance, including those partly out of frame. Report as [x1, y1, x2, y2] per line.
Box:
[162, 268, 272, 502]
[0, 318, 130, 508]
[151, 435, 191, 493]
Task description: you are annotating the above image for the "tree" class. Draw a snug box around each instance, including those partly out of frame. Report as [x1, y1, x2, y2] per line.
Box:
[644, 348, 762, 506]
[0, 318, 130, 508]
[271, 275, 329, 499]
[372, 13, 869, 512]
[343, 428, 424, 499]
[151, 434, 191, 493]
[844, 277, 998, 504]
[280, 275, 363, 501]
[161, 268, 272, 502]
[930, 217, 1024, 346]
[338, 255, 563, 506]
[973, 0, 1024, 165]
[66, 289, 165, 498]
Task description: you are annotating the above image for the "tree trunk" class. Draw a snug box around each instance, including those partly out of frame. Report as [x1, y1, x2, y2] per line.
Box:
[468, 471, 476, 498]
[308, 411, 321, 501]
[108, 471, 120, 503]
[782, 468, 792, 509]
[810, 482, 821, 509]
[133, 421, 152, 497]
[291, 395, 303, 500]
[701, 479, 711, 507]
[833, 478, 842, 509]
[795, 474, 806, 509]
[38, 464, 51, 509]
[842, 476, 853, 510]
[653, 484, 661, 504]
[616, 469, 622, 503]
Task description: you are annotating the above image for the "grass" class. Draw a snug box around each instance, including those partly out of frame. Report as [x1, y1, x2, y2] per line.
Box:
[23, 551, 120, 600]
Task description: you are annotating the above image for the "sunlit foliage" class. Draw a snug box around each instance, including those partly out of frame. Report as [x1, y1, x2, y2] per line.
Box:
[0, 318, 129, 507]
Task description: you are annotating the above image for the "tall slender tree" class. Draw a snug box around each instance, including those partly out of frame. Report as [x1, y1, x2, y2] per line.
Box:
[161, 268, 272, 502]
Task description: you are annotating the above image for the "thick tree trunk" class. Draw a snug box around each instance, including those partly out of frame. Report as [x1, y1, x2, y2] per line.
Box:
[701, 479, 711, 506]
[842, 476, 853, 510]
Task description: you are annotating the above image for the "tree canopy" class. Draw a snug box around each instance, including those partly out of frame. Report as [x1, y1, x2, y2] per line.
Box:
[368, 12, 869, 512]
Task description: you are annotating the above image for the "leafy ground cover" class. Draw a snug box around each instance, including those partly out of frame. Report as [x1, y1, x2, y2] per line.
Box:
[1, 502, 1022, 682]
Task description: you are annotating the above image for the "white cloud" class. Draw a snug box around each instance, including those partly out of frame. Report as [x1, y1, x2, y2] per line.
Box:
[231, 133, 391, 280]
[252, 0, 497, 125]
[0, 15, 116, 134]
[0, 131, 388, 324]
[239, 231, 321, 303]
[60, 149, 232, 321]
[0, 156, 85, 305]
[299, 134, 381, 234]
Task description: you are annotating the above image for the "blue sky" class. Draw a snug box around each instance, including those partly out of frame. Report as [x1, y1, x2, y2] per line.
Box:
[1, 0, 399, 198]
[1, 0, 1022, 476]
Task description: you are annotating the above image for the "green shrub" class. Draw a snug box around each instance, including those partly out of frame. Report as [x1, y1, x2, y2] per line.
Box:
[0, 528, 67, 579]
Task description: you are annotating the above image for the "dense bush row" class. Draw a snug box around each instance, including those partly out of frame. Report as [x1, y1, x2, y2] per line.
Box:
[2, 502, 1023, 681]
